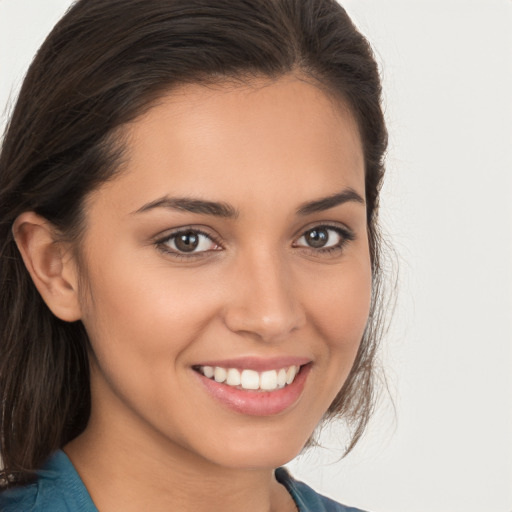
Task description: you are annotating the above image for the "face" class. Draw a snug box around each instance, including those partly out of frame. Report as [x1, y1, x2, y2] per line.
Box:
[75, 75, 371, 470]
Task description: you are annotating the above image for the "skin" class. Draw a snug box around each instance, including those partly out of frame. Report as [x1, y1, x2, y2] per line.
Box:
[14, 75, 371, 511]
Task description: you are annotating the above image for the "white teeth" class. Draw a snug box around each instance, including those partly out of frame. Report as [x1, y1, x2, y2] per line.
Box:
[277, 368, 287, 388]
[260, 370, 278, 391]
[286, 366, 298, 385]
[241, 369, 260, 390]
[198, 364, 302, 391]
[214, 366, 227, 383]
[226, 368, 241, 386]
[203, 366, 214, 379]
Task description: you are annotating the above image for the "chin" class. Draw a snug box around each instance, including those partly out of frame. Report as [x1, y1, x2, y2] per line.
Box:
[194, 426, 312, 471]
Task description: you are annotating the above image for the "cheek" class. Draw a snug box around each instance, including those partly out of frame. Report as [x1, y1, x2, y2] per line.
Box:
[78, 258, 226, 426]
[306, 254, 372, 353]
[78, 249, 221, 375]
[290, 251, 372, 428]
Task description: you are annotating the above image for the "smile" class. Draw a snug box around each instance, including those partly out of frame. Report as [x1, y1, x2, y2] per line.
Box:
[193, 360, 312, 416]
[196, 365, 300, 391]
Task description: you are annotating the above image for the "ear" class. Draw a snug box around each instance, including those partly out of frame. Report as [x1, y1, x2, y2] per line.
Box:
[12, 212, 82, 322]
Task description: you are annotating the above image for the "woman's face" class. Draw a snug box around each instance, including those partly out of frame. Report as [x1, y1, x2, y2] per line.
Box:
[76, 75, 371, 469]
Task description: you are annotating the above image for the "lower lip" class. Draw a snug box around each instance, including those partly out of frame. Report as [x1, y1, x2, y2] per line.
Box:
[194, 364, 311, 416]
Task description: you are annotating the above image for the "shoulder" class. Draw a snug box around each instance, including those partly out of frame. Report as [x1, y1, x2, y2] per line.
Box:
[275, 467, 370, 512]
[0, 451, 98, 512]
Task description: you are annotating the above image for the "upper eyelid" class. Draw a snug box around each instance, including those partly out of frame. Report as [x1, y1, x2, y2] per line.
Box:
[154, 225, 221, 243]
[292, 221, 355, 240]
[155, 222, 352, 237]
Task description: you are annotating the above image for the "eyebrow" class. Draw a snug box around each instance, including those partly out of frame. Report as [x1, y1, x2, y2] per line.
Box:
[296, 188, 365, 215]
[132, 188, 364, 218]
[132, 197, 239, 218]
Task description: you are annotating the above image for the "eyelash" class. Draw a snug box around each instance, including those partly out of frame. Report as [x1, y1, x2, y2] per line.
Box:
[155, 227, 222, 261]
[154, 224, 355, 260]
[294, 224, 355, 255]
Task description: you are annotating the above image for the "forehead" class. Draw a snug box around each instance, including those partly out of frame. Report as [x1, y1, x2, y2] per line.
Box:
[90, 75, 365, 215]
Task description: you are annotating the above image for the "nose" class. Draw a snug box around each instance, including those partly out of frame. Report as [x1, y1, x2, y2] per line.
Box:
[222, 250, 306, 343]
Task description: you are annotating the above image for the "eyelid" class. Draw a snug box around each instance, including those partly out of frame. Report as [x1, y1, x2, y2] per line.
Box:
[292, 223, 356, 254]
[153, 225, 223, 258]
[293, 222, 355, 242]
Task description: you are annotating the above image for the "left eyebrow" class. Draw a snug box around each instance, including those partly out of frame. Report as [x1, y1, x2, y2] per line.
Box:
[296, 188, 365, 216]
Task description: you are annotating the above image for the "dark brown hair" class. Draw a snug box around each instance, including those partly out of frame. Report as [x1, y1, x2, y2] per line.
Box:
[0, 0, 388, 487]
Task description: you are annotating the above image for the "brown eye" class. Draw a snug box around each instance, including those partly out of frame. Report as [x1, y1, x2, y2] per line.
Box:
[159, 229, 219, 255]
[294, 225, 354, 253]
[304, 228, 329, 248]
[174, 231, 200, 252]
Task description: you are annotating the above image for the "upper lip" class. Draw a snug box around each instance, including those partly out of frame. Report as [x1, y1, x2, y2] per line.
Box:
[193, 356, 312, 372]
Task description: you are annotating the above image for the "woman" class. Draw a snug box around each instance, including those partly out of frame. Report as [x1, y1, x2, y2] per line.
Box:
[0, 0, 388, 510]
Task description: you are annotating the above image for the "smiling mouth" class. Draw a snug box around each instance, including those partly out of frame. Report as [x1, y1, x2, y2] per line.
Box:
[192, 364, 303, 392]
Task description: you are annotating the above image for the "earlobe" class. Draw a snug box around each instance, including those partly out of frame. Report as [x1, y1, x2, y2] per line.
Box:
[12, 212, 82, 322]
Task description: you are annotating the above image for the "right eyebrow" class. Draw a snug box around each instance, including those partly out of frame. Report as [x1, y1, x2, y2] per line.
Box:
[131, 196, 239, 219]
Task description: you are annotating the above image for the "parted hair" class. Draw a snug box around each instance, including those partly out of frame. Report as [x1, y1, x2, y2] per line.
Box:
[0, 0, 388, 487]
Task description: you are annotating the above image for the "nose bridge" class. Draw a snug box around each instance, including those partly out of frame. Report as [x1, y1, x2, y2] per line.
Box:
[224, 246, 305, 342]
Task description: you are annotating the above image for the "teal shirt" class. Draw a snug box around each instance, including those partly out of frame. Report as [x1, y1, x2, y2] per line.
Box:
[0, 451, 367, 512]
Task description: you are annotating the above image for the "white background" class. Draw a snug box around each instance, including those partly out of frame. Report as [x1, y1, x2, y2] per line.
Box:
[1, 1, 511, 511]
